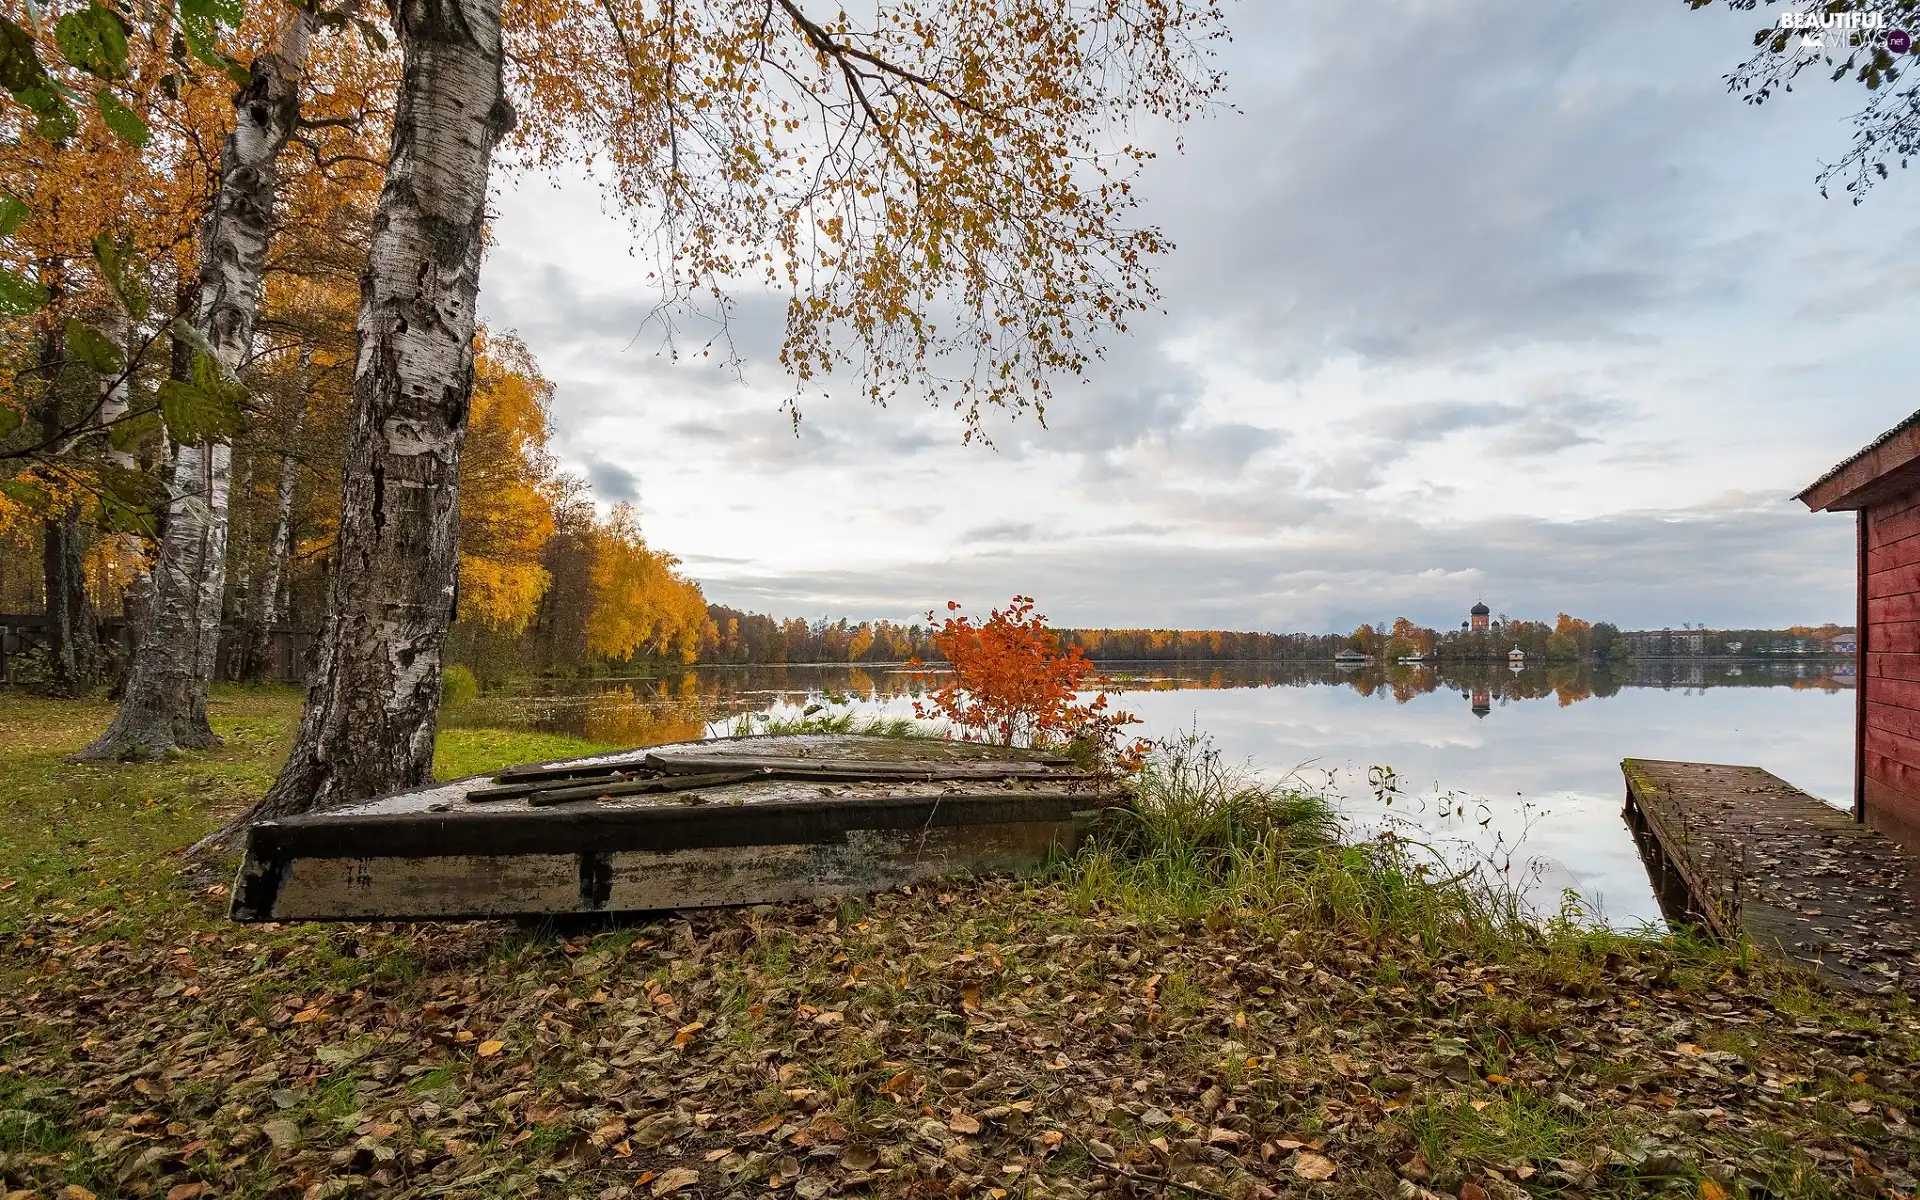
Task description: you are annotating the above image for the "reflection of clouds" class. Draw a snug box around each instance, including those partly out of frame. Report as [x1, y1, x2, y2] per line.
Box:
[469, 665, 1852, 930]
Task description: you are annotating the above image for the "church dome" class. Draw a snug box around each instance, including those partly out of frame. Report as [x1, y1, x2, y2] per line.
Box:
[1470, 601, 1490, 616]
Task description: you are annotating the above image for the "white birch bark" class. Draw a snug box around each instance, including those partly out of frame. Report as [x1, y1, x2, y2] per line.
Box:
[248, 0, 512, 819]
[80, 16, 310, 758]
[96, 307, 133, 470]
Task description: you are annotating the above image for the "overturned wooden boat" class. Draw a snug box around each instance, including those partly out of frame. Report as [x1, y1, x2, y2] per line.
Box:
[232, 734, 1119, 922]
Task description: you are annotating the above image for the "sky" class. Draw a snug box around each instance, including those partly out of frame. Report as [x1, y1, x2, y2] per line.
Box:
[477, 0, 1920, 636]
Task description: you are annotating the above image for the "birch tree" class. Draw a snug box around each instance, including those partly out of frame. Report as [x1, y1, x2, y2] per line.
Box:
[64, 0, 391, 754]
[239, 0, 1227, 825]
[77, 10, 317, 756]
[243, 0, 513, 818]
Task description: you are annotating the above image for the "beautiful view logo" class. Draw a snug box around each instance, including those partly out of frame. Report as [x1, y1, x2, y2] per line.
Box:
[1776, 8, 1914, 52]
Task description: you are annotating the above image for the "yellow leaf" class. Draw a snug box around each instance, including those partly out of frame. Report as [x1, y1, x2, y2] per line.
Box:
[1293, 1153, 1338, 1181]
[652, 1166, 701, 1196]
[961, 981, 981, 1012]
[477, 1039, 505, 1057]
[674, 1021, 705, 1047]
[1701, 1179, 1732, 1200]
[880, 1070, 914, 1095]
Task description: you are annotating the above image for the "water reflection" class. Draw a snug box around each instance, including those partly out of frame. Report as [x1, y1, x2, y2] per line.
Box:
[443, 658, 1853, 928]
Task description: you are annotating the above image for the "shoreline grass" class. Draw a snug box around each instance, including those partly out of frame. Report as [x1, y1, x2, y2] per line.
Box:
[1, 692, 1917, 1200]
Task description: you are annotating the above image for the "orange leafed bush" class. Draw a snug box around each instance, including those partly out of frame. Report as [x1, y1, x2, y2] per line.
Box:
[912, 596, 1143, 762]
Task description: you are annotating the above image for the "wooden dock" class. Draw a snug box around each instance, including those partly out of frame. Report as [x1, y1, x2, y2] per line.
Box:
[233, 734, 1118, 923]
[1622, 759, 1920, 994]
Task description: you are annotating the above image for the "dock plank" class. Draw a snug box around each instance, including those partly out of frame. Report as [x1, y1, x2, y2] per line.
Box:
[1622, 759, 1920, 994]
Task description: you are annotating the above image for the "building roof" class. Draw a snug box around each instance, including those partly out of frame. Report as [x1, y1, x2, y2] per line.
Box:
[1799, 408, 1920, 512]
[1470, 601, 1490, 615]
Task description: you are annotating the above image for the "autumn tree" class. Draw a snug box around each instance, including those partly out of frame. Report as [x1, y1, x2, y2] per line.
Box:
[239, 0, 1228, 823]
[0, 5, 228, 692]
[1546, 612, 1592, 662]
[1384, 616, 1434, 660]
[454, 331, 559, 631]
[1688, 0, 1917, 202]
[76, 1, 394, 759]
[583, 504, 707, 665]
[912, 596, 1139, 755]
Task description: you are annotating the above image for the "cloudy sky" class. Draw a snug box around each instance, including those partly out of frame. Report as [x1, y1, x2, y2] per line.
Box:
[478, 0, 1920, 635]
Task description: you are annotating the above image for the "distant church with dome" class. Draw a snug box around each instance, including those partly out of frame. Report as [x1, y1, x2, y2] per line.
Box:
[1468, 601, 1490, 632]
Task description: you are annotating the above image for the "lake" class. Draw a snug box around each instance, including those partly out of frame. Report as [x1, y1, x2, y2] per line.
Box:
[442, 658, 1855, 928]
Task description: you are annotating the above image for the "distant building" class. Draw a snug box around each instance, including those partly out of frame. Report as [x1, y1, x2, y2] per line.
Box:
[1833, 637, 1858, 655]
[1470, 601, 1490, 632]
[1508, 647, 1526, 669]
[1333, 648, 1368, 668]
[1798, 410, 1920, 849]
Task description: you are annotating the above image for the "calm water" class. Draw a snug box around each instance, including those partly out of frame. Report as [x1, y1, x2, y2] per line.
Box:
[443, 659, 1855, 927]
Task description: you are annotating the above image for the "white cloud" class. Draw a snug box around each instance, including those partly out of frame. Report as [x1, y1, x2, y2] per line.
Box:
[476, 0, 1920, 634]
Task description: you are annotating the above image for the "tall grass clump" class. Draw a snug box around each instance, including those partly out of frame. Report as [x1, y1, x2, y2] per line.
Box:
[727, 707, 930, 739]
[1071, 732, 1558, 955]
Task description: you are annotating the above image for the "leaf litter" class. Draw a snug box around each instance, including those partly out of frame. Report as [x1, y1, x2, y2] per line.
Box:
[3, 874, 1920, 1200]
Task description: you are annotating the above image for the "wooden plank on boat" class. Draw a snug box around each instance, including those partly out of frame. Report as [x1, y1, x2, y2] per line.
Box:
[1621, 758, 1920, 994]
[232, 734, 1117, 923]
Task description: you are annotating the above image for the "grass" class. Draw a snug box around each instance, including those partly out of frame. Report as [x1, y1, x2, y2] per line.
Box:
[1071, 732, 1569, 959]
[0, 686, 615, 935]
[727, 704, 928, 738]
[1, 693, 1917, 1200]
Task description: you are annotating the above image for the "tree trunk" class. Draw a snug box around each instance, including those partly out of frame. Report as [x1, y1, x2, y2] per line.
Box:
[40, 508, 98, 693]
[35, 314, 101, 696]
[247, 0, 511, 821]
[241, 349, 308, 682]
[96, 305, 147, 697]
[80, 17, 310, 759]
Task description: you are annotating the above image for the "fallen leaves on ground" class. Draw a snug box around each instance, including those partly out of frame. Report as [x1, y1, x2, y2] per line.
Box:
[4, 870, 1920, 1200]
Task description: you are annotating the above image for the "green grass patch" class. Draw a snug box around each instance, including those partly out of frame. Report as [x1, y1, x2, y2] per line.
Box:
[433, 727, 619, 780]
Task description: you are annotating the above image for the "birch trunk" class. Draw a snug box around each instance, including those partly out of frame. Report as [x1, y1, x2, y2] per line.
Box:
[80, 18, 309, 759]
[248, 0, 511, 820]
[241, 350, 308, 681]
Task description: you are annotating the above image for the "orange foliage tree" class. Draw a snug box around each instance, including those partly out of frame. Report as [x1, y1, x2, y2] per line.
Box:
[584, 503, 708, 665]
[912, 595, 1141, 757]
[456, 331, 560, 632]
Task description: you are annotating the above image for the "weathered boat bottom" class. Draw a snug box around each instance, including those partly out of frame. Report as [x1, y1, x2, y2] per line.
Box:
[233, 734, 1114, 922]
[243, 820, 1084, 921]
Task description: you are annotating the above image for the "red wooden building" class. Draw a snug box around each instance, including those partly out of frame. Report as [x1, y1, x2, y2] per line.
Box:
[1799, 410, 1920, 851]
